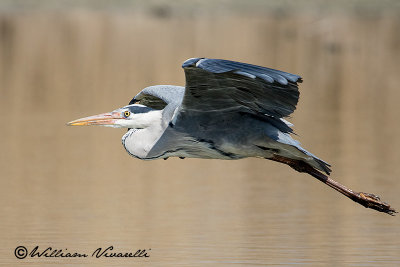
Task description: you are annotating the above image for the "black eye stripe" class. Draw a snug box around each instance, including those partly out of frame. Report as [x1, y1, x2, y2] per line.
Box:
[126, 105, 153, 114]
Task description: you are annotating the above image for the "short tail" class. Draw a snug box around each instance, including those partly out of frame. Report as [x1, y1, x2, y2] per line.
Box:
[314, 158, 332, 175]
[269, 154, 330, 176]
[296, 146, 331, 175]
[265, 143, 332, 175]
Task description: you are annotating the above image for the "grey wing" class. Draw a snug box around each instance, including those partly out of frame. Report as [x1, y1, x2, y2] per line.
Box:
[129, 85, 185, 110]
[180, 58, 302, 118]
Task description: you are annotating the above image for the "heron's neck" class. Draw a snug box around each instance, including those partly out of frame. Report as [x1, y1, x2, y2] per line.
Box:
[122, 110, 165, 159]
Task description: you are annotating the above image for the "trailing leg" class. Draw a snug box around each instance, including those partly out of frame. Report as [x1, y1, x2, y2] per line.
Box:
[269, 155, 397, 215]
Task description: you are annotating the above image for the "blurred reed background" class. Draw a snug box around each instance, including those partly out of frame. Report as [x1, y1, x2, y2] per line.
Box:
[1, 0, 400, 266]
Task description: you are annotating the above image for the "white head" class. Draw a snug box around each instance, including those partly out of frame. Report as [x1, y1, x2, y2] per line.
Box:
[67, 104, 162, 129]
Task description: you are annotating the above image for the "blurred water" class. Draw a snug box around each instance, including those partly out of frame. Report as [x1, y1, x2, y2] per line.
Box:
[0, 5, 399, 266]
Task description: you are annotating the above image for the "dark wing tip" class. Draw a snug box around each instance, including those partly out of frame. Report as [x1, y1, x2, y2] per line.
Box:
[182, 57, 302, 86]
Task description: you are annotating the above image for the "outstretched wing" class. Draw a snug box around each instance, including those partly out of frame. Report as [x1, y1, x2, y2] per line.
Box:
[181, 58, 302, 118]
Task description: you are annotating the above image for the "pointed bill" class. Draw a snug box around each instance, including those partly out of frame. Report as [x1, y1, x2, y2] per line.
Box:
[67, 112, 123, 126]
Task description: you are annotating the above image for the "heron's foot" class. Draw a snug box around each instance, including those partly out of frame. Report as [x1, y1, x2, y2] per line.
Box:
[357, 192, 397, 216]
[359, 192, 380, 201]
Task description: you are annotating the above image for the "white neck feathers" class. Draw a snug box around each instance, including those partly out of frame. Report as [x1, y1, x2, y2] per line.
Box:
[121, 110, 165, 159]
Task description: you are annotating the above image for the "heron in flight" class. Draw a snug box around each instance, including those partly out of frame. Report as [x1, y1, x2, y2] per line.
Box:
[68, 58, 395, 215]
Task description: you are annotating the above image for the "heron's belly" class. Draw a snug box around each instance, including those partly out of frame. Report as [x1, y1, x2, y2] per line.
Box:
[142, 138, 247, 160]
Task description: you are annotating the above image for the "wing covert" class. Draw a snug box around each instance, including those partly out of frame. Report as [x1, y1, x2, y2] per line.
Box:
[181, 58, 302, 118]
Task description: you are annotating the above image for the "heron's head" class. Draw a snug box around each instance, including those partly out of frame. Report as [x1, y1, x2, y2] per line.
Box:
[67, 104, 161, 129]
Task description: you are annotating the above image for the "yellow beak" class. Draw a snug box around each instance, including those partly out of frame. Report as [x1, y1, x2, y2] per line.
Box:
[67, 111, 123, 126]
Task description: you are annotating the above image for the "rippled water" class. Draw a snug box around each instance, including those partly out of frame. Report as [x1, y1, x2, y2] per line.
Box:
[1, 4, 399, 266]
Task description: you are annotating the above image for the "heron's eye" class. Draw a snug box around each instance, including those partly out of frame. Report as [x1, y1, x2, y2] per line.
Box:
[123, 111, 131, 118]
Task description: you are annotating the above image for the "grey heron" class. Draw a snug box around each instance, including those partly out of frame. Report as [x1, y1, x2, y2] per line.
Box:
[68, 58, 396, 215]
